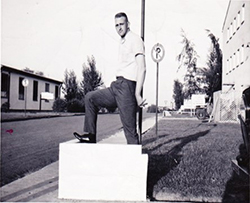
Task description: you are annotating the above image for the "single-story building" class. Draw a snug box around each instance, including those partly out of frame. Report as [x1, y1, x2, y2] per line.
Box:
[1, 65, 63, 111]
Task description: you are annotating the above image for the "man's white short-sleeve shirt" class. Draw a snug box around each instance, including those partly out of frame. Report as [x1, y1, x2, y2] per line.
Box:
[117, 31, 145, 82]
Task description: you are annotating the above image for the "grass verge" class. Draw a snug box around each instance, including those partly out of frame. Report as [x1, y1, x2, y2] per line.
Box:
[142, 118, 249, 202]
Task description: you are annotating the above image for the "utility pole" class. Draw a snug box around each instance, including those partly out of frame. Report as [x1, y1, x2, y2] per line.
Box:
[139, 0, 145, 144]
[141, 0, 145, 41]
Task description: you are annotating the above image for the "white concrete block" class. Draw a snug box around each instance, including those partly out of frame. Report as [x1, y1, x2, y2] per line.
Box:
[58, 142, 148, 201]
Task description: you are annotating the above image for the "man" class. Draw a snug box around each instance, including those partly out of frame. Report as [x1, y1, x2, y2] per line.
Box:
[74, 12, 146, 144]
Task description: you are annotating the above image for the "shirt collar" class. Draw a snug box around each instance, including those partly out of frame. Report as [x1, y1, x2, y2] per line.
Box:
[120, 38, 126, 44]
[120, 30, 130, 44]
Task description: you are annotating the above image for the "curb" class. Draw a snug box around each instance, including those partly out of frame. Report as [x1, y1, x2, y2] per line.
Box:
[1, 113, 85, 123]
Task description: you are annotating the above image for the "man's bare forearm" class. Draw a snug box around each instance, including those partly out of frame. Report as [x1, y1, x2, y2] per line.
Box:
[135, 54, 146, 106]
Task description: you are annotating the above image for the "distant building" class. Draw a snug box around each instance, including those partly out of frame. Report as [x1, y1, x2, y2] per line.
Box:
[213, 0, 250, 121]
[222, 0, 250, 92]
[1, 65, 62, 111]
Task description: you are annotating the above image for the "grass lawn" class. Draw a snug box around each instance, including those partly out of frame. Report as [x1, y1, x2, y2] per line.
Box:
[142, 118, 249, 202]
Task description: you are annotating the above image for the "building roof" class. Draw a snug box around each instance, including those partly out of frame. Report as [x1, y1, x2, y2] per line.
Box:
[1, 65, 63, 85]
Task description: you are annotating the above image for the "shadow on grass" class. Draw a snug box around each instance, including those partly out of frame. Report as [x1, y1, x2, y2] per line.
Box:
[222, 172, 249, 203]
[142, 130, 210, 200]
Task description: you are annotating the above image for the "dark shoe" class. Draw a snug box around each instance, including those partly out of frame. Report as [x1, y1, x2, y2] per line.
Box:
[73, 132, 96, 143]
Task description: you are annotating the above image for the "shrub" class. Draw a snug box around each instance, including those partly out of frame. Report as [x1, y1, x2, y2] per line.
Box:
[67, 98, 85, 113]
[106, 107, 117, 113]
[1, 102, 10, 112]
[52, 98, 66, 112]
[147, 104, 160, 113]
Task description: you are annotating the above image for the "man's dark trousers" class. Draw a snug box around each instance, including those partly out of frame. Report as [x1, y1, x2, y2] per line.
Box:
[84, 77, 139, 144]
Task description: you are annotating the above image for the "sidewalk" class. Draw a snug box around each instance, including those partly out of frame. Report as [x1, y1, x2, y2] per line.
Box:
[1, 116, 184, 203]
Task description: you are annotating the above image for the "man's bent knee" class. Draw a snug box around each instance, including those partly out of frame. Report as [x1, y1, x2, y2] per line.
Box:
[85, 91, 94, 101]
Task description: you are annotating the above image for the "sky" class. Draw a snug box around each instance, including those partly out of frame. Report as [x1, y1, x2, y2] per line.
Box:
[1, 0, 230, 106]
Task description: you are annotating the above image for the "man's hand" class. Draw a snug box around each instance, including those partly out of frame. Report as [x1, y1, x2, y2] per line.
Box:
[135, 94, 147, 107]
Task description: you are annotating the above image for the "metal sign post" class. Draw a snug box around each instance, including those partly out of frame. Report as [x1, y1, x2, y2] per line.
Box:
[151, 43, 165, 137]
[22, 78, 29, 117]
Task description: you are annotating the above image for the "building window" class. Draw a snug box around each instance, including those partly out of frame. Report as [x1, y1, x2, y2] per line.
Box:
[237, 11, 241, 29]
[233, 18, 236, 35]
[229, 56, 233, 72]
[33, 80, 38, 101]
[55, 85, 59, 99]
[1, 72, 9, 98]
[229, 23, 233, 39]
[44, 83, 50, 102]
[45, 83, 50, 92]
[232, 53, 236, 70]
[19, 77, 25, 100]
[236, 49, 240, 67]
[240, 45, 245, 64]
[241, 4, 245, 24]
[226, 59, 229, 74]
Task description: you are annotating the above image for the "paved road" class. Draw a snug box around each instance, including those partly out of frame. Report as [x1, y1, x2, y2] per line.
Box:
[1, 114, 124, 186]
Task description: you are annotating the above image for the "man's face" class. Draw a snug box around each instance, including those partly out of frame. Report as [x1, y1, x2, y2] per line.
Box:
[115, 16, 128, 38]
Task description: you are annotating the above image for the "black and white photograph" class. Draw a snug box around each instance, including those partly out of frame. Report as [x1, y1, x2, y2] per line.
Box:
[1, 0, 249, 202]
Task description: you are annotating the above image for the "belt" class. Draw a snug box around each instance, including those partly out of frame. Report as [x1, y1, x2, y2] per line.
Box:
[116, 76, 136, 84]
[116, 76, 124, 80]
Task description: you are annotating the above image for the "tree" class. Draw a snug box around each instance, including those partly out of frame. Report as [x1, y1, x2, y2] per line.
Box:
[62, 69, 81, 102]
[177, 30, 204, 99]
[61, 69, 85, 112]
[147, 104, 159, 113]
[173, 79, 184, 110]
[80, 56, 104, 95]
[202, 30, 222, 102]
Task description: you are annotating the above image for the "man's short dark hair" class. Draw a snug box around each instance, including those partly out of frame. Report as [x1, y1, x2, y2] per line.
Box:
[115, 12, 129, 22]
